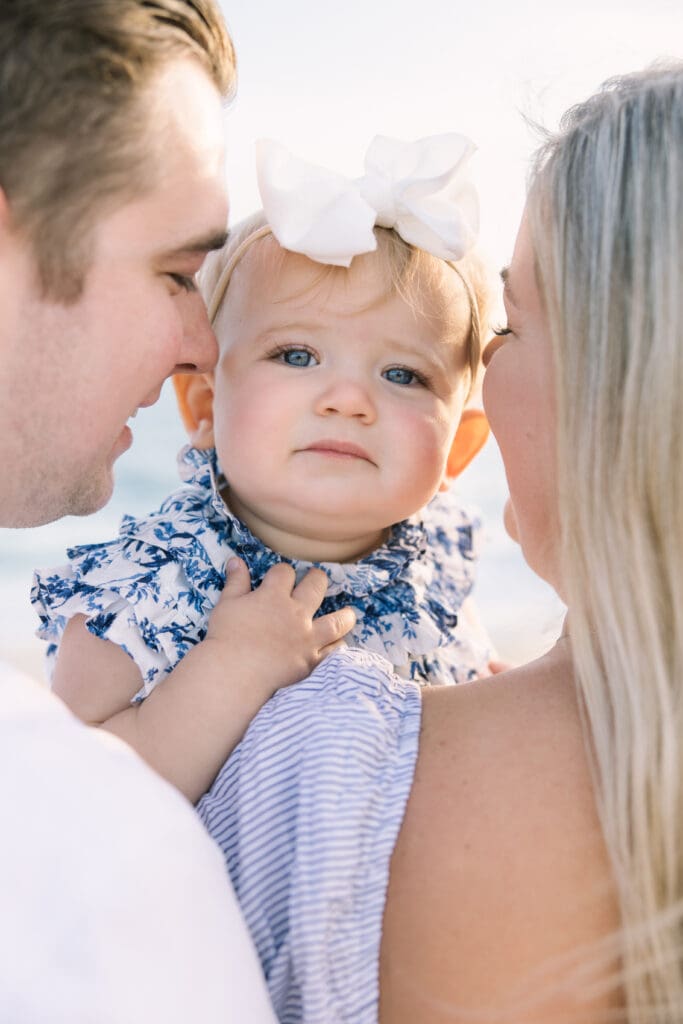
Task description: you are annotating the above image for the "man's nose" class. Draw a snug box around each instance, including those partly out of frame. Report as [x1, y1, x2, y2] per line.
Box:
[175, 292, 219, 374]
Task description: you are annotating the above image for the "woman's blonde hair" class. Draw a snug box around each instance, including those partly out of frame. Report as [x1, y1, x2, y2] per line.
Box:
[529, 63, 683, 1020]
[199, 210, 494, 391]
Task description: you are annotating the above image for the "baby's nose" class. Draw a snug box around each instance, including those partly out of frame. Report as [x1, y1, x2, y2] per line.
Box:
[314, 376, 377, 422]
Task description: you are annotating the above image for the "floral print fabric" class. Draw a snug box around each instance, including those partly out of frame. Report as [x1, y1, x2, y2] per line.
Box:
[33, 446, 490, 700]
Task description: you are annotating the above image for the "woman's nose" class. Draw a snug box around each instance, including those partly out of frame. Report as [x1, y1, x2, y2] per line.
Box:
[314, 376, 377, 423]
[482, 333, 507, 368]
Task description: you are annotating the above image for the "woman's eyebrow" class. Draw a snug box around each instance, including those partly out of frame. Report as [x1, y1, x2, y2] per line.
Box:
[500, 265, 518, 308]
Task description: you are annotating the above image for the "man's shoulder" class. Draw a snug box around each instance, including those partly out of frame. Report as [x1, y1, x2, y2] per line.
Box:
[0, 660, 200, 861]
[0, 659, 207, 852]
[0, 661, 276, 1023]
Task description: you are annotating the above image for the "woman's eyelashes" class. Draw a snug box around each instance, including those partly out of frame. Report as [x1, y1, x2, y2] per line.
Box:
[492, 324, 512, 337]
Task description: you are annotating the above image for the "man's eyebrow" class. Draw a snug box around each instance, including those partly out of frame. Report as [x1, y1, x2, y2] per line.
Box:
[163, 230, 228, 257]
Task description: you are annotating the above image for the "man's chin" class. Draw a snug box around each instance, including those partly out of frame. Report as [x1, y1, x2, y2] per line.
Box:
[48, 471, 115, 524]
[0, 500, 105, 528]
[67, 476, 115, 519]
[0, 446, 117, 526]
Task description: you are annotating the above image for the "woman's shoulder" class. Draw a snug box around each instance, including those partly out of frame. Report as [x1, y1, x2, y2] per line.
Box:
[379, 642, 623, 1022]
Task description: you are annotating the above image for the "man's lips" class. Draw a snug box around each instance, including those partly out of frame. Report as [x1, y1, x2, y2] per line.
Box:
[138, 387, 163, 410]
[113, 423, 133, 459]
[300, 440, 375, 464]
[126, 387, 163, 426]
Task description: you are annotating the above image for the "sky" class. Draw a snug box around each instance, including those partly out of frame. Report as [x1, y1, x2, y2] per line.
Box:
[218, 0, 682, 271]
[0, 1, 681, 676]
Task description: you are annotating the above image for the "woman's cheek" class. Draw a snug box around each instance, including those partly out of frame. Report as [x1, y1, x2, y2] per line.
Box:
[503, 497, 520, 543]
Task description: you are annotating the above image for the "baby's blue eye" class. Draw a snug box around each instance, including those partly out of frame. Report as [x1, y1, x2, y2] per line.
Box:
[384, 366, 419, 386]
[280, 348, 317, 367]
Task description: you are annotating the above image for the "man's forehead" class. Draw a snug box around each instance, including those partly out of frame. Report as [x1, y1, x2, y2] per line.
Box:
[133, 59, 229, 257]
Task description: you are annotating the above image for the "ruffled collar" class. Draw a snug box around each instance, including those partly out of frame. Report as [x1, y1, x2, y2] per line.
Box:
[177, 444, 429, 599]
[172, 445, 481, 679]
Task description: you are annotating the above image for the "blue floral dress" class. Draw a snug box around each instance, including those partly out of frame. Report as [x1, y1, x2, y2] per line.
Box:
[32, 446, 489, 698]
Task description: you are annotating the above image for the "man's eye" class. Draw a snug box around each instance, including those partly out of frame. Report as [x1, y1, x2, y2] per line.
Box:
[383, 366, 424, 386]
[273, 347, 318, 367]
[168, 273, 197, 292]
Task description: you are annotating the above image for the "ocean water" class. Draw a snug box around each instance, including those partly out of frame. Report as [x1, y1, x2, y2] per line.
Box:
[0, 382, 564, 679]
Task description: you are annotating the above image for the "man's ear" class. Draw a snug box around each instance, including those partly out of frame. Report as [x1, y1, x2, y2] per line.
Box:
[439, 409, 490, 490]
[172, 372, 216, 449]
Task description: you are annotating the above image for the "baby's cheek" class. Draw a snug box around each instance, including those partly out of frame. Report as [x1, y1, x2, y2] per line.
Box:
[212, 397, 270, 470]
[396, 413, 451, 490]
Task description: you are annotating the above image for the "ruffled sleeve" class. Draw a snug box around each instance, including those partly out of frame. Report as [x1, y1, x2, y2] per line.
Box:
[31, 447, 231, 700]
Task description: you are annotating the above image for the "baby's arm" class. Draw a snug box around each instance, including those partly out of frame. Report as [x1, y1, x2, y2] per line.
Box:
[52, 559, 355, 802]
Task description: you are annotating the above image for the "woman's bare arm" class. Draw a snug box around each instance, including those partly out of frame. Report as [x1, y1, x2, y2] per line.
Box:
[379, 642, 622, 1023]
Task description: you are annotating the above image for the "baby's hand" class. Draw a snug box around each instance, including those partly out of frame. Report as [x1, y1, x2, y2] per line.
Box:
[204, 557, 356, 696]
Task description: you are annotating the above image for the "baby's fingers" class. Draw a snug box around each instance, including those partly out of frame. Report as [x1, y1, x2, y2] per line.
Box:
[316, 638, 349, 660]
[312, 606, 356, 650]
[290, 567, 330, 613]
[220, 557, 252, 600]
[259, 561, 297, 593]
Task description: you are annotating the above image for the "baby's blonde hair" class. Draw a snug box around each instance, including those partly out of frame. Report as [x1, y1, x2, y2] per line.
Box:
[199, 211, 493, 393]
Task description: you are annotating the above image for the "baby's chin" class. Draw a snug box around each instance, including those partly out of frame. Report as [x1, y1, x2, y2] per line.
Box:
[503, 497, 520, 545]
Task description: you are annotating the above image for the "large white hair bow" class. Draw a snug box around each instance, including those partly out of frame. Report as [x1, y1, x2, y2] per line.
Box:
[256, 133, 479, 267]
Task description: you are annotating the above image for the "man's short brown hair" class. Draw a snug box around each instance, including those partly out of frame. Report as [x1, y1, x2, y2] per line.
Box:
[0, 0, 236, 301]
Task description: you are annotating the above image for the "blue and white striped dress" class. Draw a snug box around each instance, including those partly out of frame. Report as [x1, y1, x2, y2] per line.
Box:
[196, 648, 421, 1022]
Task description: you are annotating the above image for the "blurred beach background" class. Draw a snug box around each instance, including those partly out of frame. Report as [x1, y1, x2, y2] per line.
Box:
[1, 0, 680, 679]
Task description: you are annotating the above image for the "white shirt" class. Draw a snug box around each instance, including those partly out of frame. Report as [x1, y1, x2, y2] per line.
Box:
[0, 661, 276, 1023]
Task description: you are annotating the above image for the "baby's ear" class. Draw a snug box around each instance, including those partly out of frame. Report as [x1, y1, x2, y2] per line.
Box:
[172, 372, 216, 449]
[439, 409, 490, 490]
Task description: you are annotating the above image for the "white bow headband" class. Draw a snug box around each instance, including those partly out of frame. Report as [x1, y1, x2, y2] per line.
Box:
[255, 132, 479, 267]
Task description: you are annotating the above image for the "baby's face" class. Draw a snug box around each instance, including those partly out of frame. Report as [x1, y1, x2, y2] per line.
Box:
[209, 236, 471, 560]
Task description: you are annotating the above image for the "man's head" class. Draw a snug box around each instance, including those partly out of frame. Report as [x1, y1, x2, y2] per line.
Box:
[0, 1, 235, 526]
[0, 0, 235, 301]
